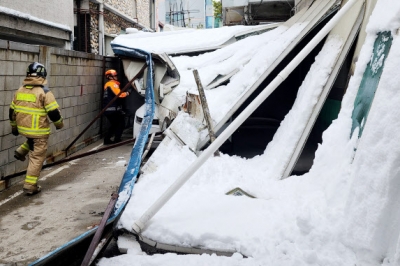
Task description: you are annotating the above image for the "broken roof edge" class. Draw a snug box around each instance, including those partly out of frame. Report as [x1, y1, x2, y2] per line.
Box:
[112, 43, 180, 84]
[118, 229, 238, 257]
[112, 25, 283, 56]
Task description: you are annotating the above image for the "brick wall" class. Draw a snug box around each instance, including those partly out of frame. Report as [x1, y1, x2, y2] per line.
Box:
[0, 40, 108, 189]
[137, 0, 151, 28]
[105, 0, 136, 19]
[90, 1, 142, 55]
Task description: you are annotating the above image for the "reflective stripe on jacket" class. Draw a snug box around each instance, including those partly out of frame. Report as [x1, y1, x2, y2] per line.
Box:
[102, 80, 128, 112]
[10, 77, 60, 138]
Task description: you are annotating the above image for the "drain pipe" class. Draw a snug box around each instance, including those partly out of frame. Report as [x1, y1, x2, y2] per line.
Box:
[132, 0, 363, 234]
[99, 0, 105, 55]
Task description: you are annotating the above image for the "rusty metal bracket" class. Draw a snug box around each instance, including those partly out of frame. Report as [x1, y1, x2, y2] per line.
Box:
[193, 69, 220, 157]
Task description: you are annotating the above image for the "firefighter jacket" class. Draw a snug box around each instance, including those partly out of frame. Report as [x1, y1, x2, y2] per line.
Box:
[103, 80, 129, 113]
[9, 77, 63, 138]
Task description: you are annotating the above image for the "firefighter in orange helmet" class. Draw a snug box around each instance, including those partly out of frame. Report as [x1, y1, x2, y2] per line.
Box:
[9, 62, 64, 195]
[102, 69, 130, 144]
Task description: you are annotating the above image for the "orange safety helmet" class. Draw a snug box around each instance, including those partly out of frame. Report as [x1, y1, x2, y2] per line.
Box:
[105, 69, 117, 79]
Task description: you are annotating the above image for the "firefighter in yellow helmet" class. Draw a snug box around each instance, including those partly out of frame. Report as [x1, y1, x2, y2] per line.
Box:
[9, 62, 64, 195]
[102, 69, 130, 145]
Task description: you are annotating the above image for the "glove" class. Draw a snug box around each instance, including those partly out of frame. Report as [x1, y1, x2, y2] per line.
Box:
[12, 126, 19, 136]
[55, 121, 64, 130]
[54, 118, 64, 130]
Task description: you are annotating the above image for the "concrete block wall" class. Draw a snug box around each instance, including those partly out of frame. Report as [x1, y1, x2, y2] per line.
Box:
[0, 40, 106, 189]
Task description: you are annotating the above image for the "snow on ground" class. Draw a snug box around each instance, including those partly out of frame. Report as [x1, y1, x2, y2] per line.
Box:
[98, 1, 400, 265]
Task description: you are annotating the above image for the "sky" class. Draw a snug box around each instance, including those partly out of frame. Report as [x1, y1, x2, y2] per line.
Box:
[98, 0, 400, 265]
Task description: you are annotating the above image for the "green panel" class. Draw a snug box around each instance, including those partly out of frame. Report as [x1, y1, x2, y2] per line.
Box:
[351, 31, 393, 138]
[319, 98, 341, 131]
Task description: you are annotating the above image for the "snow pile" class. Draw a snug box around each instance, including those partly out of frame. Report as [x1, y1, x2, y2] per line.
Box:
[98, 1, 400, 265]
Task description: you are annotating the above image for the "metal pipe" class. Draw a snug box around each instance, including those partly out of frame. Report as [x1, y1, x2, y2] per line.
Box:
[141, 132, 156, 162]
[81, 193, 118, 266]
[99, 1, 105, 56]
[132, 0, 363, 234]
[99, 57, 106, 137]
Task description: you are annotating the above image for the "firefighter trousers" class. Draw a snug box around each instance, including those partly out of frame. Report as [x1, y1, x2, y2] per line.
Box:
[17, 138, 48, 185]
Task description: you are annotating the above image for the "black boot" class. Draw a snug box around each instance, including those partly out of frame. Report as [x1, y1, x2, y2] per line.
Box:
[103, 139, 114, 145]
[14, 150, 26, 161]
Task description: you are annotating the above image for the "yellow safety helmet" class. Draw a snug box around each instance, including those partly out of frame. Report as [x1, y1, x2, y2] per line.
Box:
[105, 69, 117, 79]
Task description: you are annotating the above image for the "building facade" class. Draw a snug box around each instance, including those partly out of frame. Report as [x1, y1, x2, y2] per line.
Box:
[0, 0, 158, 189]
[0, 0, 158, 56]
[75, 0, 155, 56]
[0, 0, 74, 49]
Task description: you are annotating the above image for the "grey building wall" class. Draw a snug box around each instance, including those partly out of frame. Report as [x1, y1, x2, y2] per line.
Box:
[0, 40, 106, 191]
[83, 0, 150, 55]
[0, 0, 74, 48]
[1, 0, 74, 30]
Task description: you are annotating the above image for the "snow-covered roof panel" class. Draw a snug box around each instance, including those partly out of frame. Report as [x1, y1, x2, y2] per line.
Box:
[111, 25, 276, 55]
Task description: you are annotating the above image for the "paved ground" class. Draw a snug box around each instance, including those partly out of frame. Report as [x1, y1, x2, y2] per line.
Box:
[0, 133, 134, 265]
